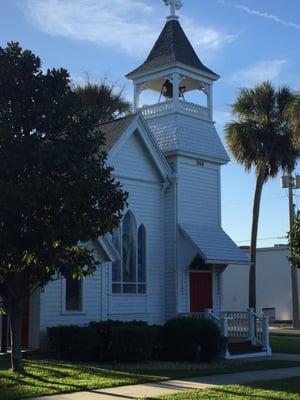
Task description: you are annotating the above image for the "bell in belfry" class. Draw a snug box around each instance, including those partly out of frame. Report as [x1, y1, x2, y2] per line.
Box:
[161, 79, 173, 99]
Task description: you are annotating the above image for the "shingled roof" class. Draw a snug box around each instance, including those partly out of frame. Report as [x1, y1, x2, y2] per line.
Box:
[100, 113, 138, 152]
[126, 19, 219, 78]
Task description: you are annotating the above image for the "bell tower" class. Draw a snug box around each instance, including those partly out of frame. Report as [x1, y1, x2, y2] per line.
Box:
[126, 0, 228, 164]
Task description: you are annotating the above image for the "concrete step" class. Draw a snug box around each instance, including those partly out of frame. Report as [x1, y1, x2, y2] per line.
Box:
[228, 340, 263, 355]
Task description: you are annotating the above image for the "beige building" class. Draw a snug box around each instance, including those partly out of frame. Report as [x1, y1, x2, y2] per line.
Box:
[223, 245, 300, 321]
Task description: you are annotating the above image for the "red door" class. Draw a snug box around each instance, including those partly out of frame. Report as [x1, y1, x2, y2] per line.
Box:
[189, 272, 212, 312]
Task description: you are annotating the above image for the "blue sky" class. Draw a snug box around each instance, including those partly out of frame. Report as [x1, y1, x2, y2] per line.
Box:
[2, 0, 300, 247]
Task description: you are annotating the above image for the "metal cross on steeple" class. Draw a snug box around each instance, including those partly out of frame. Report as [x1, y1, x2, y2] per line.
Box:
[163, 0, 183, 20]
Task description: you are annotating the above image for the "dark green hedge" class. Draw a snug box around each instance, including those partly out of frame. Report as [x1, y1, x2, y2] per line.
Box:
[48, 320, 159, 362]
[161, 317, 224, 361]
[47, 317, 223, 363]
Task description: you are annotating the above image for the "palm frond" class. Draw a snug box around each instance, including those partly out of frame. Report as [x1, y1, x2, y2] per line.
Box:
[225, 81, 299, 181]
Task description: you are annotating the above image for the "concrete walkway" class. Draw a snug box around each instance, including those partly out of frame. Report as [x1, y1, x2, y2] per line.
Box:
[27, 362, 300, 400]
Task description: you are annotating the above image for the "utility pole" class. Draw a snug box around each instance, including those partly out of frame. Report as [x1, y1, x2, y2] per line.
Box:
[281, 174, 300, 328]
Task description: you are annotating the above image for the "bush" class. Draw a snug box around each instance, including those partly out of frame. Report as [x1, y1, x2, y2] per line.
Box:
[48, 320, 160, 363]
[108, 325, 160, 362]
[161, 317, 222, 362]
[48, 318, 224, 363]
[47, 325, 98, 362]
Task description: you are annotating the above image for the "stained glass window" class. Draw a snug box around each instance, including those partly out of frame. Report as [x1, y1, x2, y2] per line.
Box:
[111, 211, 146, 294]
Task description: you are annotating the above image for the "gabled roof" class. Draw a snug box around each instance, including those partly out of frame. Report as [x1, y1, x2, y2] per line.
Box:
[99, 113, 172, 181]
[180, 223, 249, 265]
[100, 113, 138, 152]
[126, 19, 219, 79]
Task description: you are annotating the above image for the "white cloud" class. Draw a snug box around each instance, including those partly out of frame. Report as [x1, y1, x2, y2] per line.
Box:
[229, 60, 287, 88]
[236, 5, 300, 30]
[22, 0, 237, 57]
[183, 17, 237, 51]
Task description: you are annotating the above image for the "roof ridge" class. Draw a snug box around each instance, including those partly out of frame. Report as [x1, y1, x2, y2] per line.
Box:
[99, 112, 138, 127]
[127, 19, 218, 78]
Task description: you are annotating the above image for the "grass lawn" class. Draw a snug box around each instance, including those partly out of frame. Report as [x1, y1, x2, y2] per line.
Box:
[154, 377, 300, 399]
[271, 334, 300, 353]
[0, 357, 300, 400]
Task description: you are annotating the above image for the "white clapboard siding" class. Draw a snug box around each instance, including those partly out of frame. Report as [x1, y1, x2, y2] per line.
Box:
[104, 179, 165, 325]
[105, 128, 166, 325]
[39, 268, 103, 348]
[212, 266, 222, 316]
[177, 157, 220, 226]
[112, 132, 162, 182]
[163, 178, 178, 321]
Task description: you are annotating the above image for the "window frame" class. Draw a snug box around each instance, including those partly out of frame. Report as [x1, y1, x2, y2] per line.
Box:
[61, 278, 85, 315]
[111, 211, 147, 295]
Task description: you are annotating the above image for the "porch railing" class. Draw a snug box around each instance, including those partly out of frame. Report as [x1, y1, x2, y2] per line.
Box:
[180, 308, 271, 356]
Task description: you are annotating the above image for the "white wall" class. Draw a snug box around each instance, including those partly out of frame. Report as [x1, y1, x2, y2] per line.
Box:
[177, 156, 220, 227]
[223, 246, 300, 321]
[37, 129, 167, 348]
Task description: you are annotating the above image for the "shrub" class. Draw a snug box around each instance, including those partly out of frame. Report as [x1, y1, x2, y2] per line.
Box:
[47, 325, 98, 362]
[108, 325, 160, 362]
[161, 317, 222, 362]
[48, 320, 160, 363]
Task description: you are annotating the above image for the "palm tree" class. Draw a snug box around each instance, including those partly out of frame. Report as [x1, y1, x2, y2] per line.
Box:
[74, 78, 131, 123]
[225, 81, 299, 311]
[288, 93, 300, 147]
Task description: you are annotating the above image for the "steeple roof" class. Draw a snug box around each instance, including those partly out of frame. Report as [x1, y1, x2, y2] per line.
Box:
[127, 19, 219, 79]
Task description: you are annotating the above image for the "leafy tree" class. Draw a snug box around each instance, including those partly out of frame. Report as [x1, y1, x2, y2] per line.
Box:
[74, 78, 131, 123]
[0, 42, 127, 372]
[225, 81, 299, 311]
[289, 212, 300, 265]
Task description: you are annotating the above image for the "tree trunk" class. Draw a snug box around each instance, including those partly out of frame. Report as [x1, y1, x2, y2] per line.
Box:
[249, 169, 265, 310]
[9, 301, 24, 372]
[6, 273, 25, 373]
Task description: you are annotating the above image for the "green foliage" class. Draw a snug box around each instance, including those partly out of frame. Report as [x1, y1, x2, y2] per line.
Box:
[0, 42, 127, 370]
[47, 325, 99, 362]
[289, 212, 300, 266]
[160, 317, 223, 362]
[286, 94, 300, 149]
[1, 358, 299, 400]
[107, 325, 160, 362]
[48, 318, 223, 363]
[270, 334, 300, 354]
[48, 320, 159, 363]
[225, 81, 298, 180]
[0, 42, 127, 297]
[74, 79, 131, 123]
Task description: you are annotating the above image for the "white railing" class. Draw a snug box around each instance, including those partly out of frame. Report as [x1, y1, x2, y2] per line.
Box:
[141, 101, 174, 117]
[221, 311, 249, 338]
[140, 100, 210, 121]
[221, 309, 271, 355]
[180, 308, 271, 356]
[179, 100, 210, 120]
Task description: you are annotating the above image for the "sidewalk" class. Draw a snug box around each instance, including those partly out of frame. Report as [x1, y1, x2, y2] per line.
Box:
[27, 363, 300, 400]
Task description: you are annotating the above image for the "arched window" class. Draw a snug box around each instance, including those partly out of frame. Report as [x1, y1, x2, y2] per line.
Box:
[122, 212, 136, 293]
[138, 225, 146, 294]
[111, 211, 146, 294]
